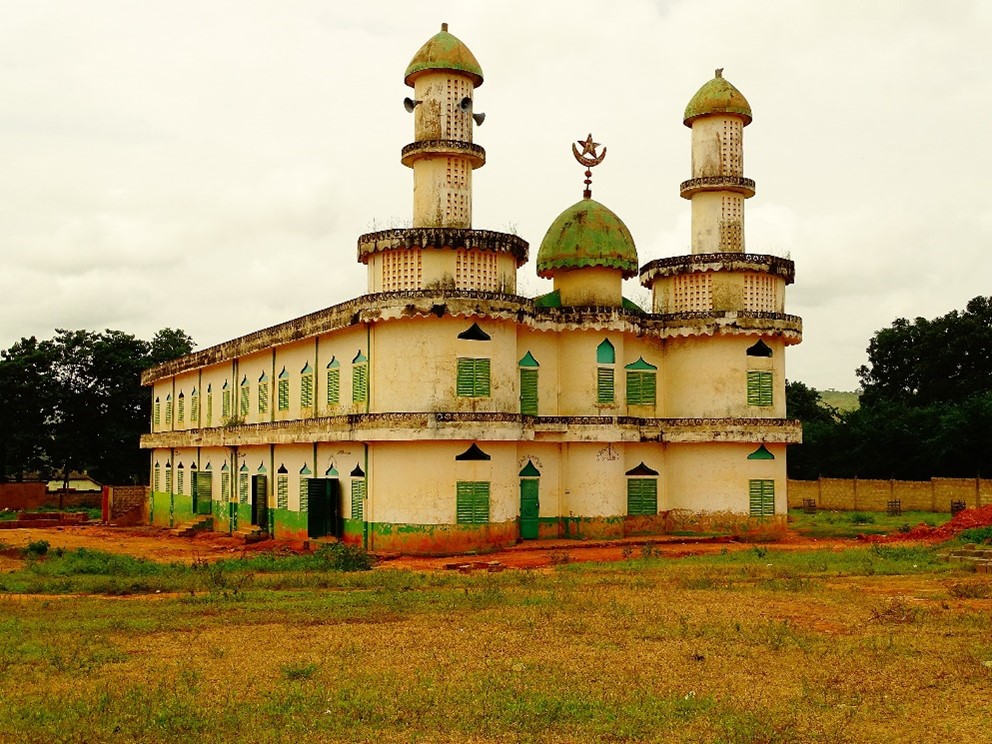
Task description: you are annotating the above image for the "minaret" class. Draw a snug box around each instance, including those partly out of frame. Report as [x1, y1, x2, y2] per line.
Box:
[402, 22, 485, 228]
[356, 24, 527, 294]
[681, 69, 755, 254]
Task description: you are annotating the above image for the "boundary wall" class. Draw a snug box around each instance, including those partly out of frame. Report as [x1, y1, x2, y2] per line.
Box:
[788, 478, 992, 513]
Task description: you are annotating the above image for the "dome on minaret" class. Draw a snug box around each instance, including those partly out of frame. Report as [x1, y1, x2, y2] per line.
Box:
[536, 199, 638, 279]
[683, 69, 752, 126]
[404, 23, 484, 87]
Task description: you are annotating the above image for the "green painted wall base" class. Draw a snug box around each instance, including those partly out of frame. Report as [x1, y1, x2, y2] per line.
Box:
[272, 508, 309, 542]
[364, 520, 519, 556]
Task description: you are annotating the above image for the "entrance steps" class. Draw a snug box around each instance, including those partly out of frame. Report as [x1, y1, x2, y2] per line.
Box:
[170, 516, 213, 538]
[946, 545, 992, 573]
[233, 527, 268, 544]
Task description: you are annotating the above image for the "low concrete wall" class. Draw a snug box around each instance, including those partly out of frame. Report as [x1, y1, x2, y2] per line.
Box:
[789, 477, 990, 512]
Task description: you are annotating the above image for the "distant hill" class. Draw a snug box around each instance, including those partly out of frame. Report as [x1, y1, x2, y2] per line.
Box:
[819, 389, 860, 412]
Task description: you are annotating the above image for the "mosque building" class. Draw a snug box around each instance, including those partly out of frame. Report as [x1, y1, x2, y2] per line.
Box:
[140, 24, 802, 554]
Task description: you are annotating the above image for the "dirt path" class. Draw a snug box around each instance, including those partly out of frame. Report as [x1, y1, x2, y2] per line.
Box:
[0, 523, 862, 570]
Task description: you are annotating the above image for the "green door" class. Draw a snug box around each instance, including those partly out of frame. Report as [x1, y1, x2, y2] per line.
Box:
[252, 475, 268, 532]
[193, 472, 212, 515]
[307, 479, 341, 538]
[520, 479, 539, 539]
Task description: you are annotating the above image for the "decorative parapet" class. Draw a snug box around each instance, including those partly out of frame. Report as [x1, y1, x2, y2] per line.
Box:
[141, 292, 802, 385]
[400, 140, 486, 168]
[357, 227, 529, 265]
[141, 413, 802, 448]
[679, 175, 755, 199]
[639, 253, 795, 285]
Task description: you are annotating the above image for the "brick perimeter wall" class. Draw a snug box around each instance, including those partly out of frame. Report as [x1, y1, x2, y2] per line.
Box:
[789, 478, 991, 512]
[109, 486, 149, 525]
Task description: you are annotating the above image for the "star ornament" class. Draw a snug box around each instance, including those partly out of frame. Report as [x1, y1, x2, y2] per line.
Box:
[572, 133, 607, 168]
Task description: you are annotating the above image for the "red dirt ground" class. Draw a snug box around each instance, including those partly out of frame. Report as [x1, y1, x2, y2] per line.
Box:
[0, 522, 862, 571]
[5, 506, 991, 571]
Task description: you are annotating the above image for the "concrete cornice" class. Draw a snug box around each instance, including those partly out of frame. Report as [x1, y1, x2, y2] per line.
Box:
[639, 253, 795, 285]
[141, 413, 802, 448]
[357, 227, 529, 265]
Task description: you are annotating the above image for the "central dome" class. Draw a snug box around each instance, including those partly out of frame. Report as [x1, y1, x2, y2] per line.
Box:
[536, 199, 638, 279]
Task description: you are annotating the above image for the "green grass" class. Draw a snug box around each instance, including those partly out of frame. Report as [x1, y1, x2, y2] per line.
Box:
[789, 508, 950, 538]
[0, 547, 987, 744]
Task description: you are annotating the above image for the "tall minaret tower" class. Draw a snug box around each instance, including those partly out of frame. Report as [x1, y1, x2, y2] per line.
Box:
[357, 24, 527, 293]
[681, 69, 755, 255]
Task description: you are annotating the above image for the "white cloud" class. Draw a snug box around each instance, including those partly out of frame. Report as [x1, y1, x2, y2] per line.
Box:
[1, 0, 990, 390]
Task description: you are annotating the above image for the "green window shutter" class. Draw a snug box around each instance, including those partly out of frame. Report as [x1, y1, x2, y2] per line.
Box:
[456, 481, 490, 524]
[177, 396, 184, 424]
[475, 358, 490, 397]
[597, 367, 615, 404]
[326, 368, 340, 406]
[352, 364, 368, 403]
[747, 371, 773, 407]
[177, 469, 184, 496]
[153, 465, 160, 492]
[220, 471, 230, 502]
[627, 478, 658, 516]
[277, 475, 289, 509]
[222, 390, 231, 418]
[165, 466, 173, 493]
[749, 479, 775, 517]
[165, 398, 173, 425]
[258, 382, 268, 414]
[239, 473, 249, 505]
[206, 393, 213, 426]
[301, 374, 314, 408]
[457, 358, 474, 397]
[154, 399, 160, 426]
[278, 379, 290, 411]
[190, 395, 199, 423]
[627, 371, 658, 406]
[520, 368, 538, 415]
[351, 480, 366, 520]
[458, 358, 492, 397]
[240, 383, 249, 416]
[299, 478, 309, 512]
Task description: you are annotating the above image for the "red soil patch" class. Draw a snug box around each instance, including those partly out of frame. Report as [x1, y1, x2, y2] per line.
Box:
[861, 505, 992, 544]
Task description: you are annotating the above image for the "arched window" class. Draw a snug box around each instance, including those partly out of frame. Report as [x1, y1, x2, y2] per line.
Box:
[597, 339, 616, 404]
[625, 462, 659, 515]
[746, 339, 773, 357]
[519, 352, 539, 415]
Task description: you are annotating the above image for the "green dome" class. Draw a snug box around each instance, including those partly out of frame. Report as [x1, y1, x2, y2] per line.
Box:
[683, 70, 752, 127]
[404, 24, 484, 87]
[536, 199, 638, 279]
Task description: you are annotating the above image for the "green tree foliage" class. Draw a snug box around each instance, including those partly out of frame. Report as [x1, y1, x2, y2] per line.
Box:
[789, 297, 991, 479]
[0, 329, 194, 485]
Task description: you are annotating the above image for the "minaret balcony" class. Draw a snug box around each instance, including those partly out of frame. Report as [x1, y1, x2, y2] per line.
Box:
[639, 253, 794, 285]
[358, 227, 528, 265]
[401, 140, 486, 168]
[680, 175, 755, 199]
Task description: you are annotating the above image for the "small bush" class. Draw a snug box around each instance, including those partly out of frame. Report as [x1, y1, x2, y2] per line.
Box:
[849, 513, 876, 525]
[23, 540, 50, 557]
[958, 526, 992, 544]
[314, 543, 375, 572]
[280, 661, 319, 681]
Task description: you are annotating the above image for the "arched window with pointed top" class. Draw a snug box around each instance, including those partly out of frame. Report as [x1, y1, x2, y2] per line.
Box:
[154, 397, 161, 427]
[299, 464, 313, 511]
[350, 463, 366, 521]
[300, 362, 314, 409]
[457, 322, 491, 341]
[190, 387, 199, 425]
[352, 351, 368, 404]
[326, 357, 340, 408]
[239, 462, 250, 505]
[276, 464, 289, 509]
[277, 367, 290, 412]
[624, 357, 658, 406]
[153, 460, 161, 491]
[176, 461, 184, 496]
[625, 462, 659, 516]
[519, 352, 539, 415]
[257, 372, 269, 414]
[177, 391, 185, 425]
[206, 384, 213, 426]
[596, 339, 616, 404]
[165, 393, 173, 426]
[240, 375, 250, 417]
[221, 380, 231, 419]
[747, 444, 775, 460]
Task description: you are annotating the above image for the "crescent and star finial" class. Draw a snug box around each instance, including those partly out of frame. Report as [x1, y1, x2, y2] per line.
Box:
[572, 133, 606, 199]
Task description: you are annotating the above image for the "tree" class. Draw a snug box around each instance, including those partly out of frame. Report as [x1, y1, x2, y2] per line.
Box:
[0, 327, 195, 486]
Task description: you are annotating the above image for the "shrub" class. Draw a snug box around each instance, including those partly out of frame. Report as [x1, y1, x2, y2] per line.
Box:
[849, 513, 875, 525]
[314, 543, 375, 572]
[24, 540, 50, 557]
[957, 526, 992, 544]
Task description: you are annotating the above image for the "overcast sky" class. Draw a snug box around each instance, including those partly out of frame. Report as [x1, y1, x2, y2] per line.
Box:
[2, 0, 990, 391]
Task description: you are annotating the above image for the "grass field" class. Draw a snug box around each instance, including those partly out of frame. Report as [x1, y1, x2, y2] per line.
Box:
[788, 509, 952, 539]
[1, 538, 990, 743]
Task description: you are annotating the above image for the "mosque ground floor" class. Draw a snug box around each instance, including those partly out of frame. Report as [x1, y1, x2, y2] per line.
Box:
[146, 417, 796, 554]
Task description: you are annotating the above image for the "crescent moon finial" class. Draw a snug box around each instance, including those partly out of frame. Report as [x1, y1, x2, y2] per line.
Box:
[572, 133, 606, 199]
